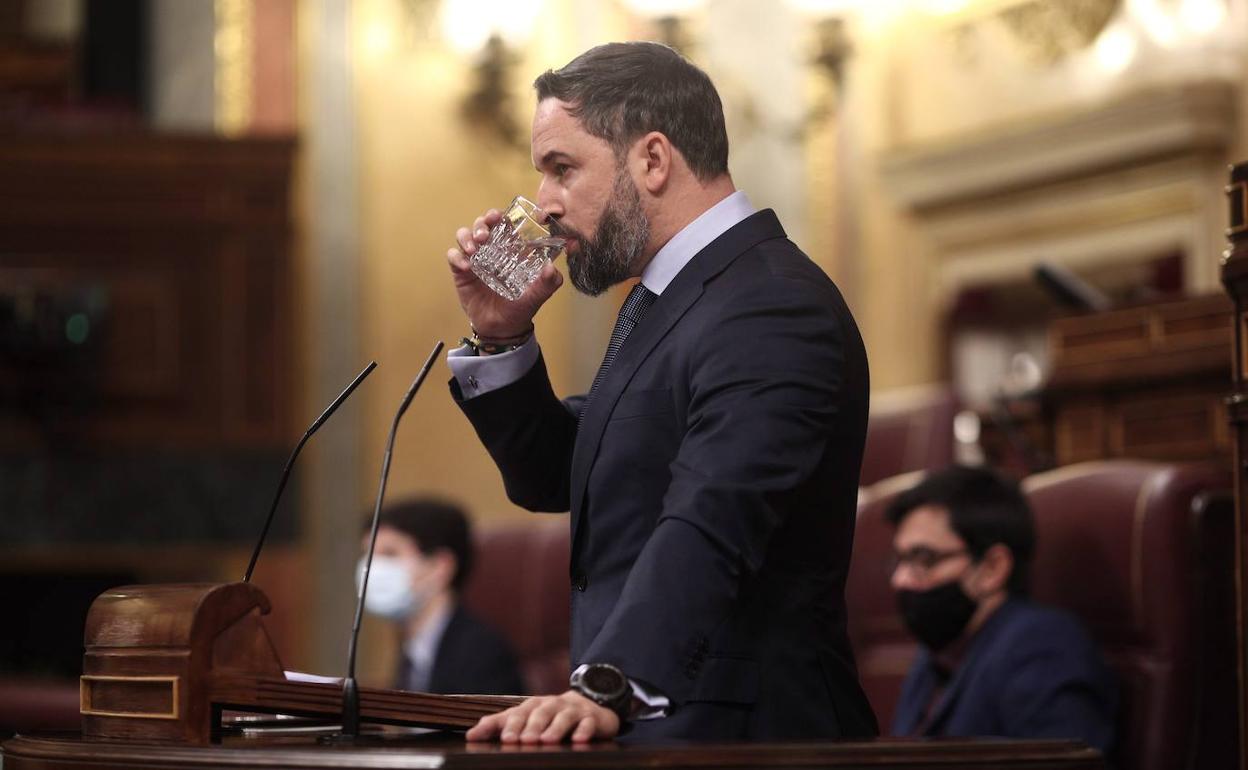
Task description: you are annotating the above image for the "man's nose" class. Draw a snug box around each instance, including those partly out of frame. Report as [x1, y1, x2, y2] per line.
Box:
[890, 564, 918, 592]
[535, 180, 562, 220]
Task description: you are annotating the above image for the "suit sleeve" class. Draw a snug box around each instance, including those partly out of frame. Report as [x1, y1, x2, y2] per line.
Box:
[580, 270, 854, 704]
[452, 353, 580, 512]
[995, 618, 1118, 754]
[433, 610, 529, 696]
[463, 627, 528, 696]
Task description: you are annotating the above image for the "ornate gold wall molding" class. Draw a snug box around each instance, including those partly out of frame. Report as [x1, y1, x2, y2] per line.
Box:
[948, 0, 1121, 67]
[215, 0, 254, 135]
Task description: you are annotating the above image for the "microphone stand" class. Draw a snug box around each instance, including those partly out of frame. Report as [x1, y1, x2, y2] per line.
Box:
[244, 361, 377, 583]
[323, 341, 444, 743]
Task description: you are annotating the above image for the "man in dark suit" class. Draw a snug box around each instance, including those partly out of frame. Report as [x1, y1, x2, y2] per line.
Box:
[361, 499, 525, 697]
[887, 466, 1117, 754]
[444, 41, 876, 743]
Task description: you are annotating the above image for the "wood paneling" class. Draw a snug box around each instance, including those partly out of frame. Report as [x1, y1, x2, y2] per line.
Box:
[1218, 158, 1248, 770]
[1045, 294, 1232, 466]
[0, 131, 295, 449]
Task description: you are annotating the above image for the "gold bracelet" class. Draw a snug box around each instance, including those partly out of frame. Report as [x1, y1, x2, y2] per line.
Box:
[469, 323, 534, 345]
[463, 324, 534, 355]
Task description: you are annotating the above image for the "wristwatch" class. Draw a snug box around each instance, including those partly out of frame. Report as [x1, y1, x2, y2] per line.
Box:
[569, 663, 633, 721]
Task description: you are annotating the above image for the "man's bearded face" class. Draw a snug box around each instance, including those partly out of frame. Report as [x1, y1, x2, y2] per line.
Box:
[550, 163, 650, 297]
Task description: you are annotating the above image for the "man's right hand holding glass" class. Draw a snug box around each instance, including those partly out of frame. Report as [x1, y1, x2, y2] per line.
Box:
[446, 208, 564, 344]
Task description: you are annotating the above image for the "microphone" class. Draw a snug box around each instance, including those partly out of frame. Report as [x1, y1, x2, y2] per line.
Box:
[1033, 262, 1111, 313]
[243, 361, 377, 583]
[329, 340, 444, 742]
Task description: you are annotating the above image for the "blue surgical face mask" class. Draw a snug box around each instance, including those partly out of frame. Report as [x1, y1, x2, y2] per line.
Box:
[357, 555, 428, 621]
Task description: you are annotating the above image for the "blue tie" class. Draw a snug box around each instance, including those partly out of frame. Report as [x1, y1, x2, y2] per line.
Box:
[582, 283, 658, 418]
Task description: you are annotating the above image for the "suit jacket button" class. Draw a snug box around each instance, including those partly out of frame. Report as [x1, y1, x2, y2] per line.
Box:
[572, 571, 587, 592]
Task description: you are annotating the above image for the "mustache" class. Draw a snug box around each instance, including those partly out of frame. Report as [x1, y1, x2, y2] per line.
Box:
[546, 219, 582, 241]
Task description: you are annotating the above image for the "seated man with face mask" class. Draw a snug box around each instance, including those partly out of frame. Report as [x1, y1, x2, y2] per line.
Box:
[359, 498, 526, 696]
[886, 466, 1117, 754]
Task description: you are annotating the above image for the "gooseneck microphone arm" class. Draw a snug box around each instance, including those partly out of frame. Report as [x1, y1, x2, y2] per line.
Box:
[337, 340, 444, 740]
[243, 361, 378, 583]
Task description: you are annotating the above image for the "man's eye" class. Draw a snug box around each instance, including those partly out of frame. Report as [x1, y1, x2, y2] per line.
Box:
[554, 163, 570, 177]
[900, 548, 938, 567]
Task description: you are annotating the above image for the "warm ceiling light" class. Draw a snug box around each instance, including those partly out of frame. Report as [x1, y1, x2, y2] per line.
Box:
[1129, 0, 1179, 48]
[784, 0, 860, 14]
[1179, 0, 1226, 34]
[1094, 23, 1137, 74]
[440, 0, 541, 54]
[619, 0, 707, 17]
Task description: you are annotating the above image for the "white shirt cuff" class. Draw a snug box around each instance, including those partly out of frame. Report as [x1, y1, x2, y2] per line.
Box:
[447, 335, 541, 398]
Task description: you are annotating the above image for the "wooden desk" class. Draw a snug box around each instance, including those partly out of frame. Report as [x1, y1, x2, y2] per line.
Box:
[2, 731, 1105, 770]
[1045, 293, 1232, 465]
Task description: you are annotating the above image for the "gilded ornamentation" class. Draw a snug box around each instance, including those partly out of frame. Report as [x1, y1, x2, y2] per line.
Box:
[214, 0, 253, 136]
[950, 0, 1121, 68]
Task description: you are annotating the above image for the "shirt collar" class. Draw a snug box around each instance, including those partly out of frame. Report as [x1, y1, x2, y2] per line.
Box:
[403, 600, 454, 669]
[640, 190, 756, 296]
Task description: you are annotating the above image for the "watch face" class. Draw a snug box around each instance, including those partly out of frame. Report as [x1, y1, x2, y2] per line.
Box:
[583, 665, 626, 697]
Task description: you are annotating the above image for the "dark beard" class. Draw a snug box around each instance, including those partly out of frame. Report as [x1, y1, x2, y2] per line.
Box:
[552, 168, 650, 297]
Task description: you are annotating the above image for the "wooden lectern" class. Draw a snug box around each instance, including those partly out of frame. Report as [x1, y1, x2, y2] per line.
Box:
[27, 581, 1108, 769]
[76, 582, 518, 744]
[0, 580, 1106, 770]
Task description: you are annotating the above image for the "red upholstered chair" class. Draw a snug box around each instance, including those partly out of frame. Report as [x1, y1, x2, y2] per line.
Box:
[845, 461, 1235, 770]
[860, 386, 959, 487]
[461, 517, 571, 695]
[1023, 461, 1235, 770]
[0, 678, 80, 737]
[846, 472, 926, 729]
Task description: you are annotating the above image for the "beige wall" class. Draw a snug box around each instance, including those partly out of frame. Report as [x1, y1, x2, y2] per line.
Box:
[353, 0, 602, 525]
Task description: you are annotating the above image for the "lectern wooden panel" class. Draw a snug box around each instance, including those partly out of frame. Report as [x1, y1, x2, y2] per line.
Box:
[78, 583, 519, 744]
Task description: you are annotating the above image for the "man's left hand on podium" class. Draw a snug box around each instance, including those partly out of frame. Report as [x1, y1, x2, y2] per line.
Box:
[465, 690, 620, 744]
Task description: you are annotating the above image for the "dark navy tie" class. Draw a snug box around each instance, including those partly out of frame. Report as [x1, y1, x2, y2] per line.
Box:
[582, 282, 658, 418]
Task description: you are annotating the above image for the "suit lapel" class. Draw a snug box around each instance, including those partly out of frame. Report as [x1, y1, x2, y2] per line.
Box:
[426, 605, 464, 694]
[919, 654, 977, 735]
[892, 649, 935, 735]
[567, 210, 787, 553]
[920, 601, 1017, 735]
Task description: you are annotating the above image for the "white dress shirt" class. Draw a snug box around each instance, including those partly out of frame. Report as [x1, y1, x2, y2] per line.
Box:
[401, 600, 454, 693]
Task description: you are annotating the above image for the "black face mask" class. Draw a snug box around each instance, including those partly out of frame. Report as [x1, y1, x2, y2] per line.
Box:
[897, 580, 978, 651]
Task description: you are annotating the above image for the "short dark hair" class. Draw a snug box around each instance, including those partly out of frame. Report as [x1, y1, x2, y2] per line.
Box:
[533, 41, 729, 181]
[371, 498, 475, 591]
[885, 466, 1035, 596]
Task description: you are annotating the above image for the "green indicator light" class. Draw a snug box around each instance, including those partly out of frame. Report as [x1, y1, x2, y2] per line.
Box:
[66, 313, 90, 344]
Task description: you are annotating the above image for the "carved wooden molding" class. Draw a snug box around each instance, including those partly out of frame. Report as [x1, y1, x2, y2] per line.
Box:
[881, 81, 1235, 211]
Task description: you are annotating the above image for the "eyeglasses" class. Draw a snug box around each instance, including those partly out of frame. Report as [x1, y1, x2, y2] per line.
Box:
[890, 547, 970, 577]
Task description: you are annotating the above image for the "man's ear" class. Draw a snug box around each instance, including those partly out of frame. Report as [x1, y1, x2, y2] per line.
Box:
[973, 543, 1014, 597]
[633, 131, 672, 195]
[425, 548, 458, 590]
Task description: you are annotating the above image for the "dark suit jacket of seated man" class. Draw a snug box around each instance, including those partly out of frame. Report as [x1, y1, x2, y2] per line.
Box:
[396, 603, 525, 696]
[443, 41, 877, 743]
[886, 466, 1117, 754]
[362, 499, 525, 697]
